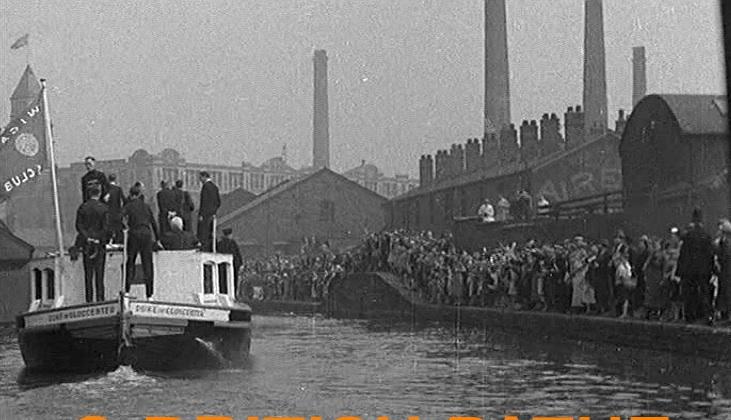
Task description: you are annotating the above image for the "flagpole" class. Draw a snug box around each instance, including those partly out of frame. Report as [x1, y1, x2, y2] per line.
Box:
[40, 79, 65, 256]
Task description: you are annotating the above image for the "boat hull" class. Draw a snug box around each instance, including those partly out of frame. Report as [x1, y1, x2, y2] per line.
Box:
[17, 298, 251, 373]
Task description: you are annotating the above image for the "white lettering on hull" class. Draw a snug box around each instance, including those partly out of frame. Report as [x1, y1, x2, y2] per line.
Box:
[24, 303, 119, 328]
[129, 302, 229, 322]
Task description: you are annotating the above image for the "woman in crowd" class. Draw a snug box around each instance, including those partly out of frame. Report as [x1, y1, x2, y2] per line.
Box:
[643, 237, 668, 320]
[614, 243, 636, 318]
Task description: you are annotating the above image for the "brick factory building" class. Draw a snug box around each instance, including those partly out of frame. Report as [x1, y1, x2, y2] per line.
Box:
[386, 107, 626, 233]
[218, 168, 386, 256]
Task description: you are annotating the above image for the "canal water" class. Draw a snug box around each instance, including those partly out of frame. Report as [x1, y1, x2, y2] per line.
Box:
[1, 314, 730, 419]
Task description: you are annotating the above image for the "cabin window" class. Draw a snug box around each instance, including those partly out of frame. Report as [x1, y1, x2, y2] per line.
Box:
[33, 269, 42, 300]
[203, 263, 214, 294]
[44, 269, 55, 300]
[218, 263, 229, 294]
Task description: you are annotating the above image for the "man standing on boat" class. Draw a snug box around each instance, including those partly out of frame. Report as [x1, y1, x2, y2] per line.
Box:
[173, 179, 195, 232]
[80, 156, 108, 202]
[197, 171, 220, 252]
[217, 227, 243, 294]
[123, 184, 162, 299]
[105, 173, 126, 244]
[75, 184, 110, 302]
[156, 180, 177, 234]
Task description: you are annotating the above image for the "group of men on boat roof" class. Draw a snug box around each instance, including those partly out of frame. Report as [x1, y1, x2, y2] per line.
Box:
[74, 155, 241, 303]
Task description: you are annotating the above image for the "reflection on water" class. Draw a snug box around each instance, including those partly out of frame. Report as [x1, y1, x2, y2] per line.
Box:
[1, 315, 730, 419]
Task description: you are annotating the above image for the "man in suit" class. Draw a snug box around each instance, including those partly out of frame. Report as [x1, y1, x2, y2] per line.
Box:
[156, 180, 177, 235]
[105, 173, 126, 244]
[197, 171, 221, 252]
[677, 208, 716, 324]
[80, 156, 109, 202]
[123, 184, 162, 299]
[173, 179, 195, 232]
[75, 185, 109, 302]
[161, 216, 200, 250]
[217, 227, 243, 295]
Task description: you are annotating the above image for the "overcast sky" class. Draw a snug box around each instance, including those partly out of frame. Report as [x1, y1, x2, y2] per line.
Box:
[0, 0, 726, 177]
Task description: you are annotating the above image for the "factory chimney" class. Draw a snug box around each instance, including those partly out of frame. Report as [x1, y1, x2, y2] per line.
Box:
[484, 0, 511, 135]
[313, 50, 330, 169]
[582, 0, 608, 137]
[632, 46, 647, 107]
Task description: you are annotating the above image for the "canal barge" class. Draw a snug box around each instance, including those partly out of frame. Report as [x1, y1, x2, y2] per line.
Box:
[16, 249, 251, 372]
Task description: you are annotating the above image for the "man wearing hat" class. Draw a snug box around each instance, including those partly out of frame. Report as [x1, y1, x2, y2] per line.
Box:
[217, 227, 243, 295]
[677, 208, 715, 324]
[75, 184, 110, 302]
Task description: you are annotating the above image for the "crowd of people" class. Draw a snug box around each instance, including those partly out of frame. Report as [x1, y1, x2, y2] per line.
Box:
[245, 209, 731, 326]
[357, 210, 730, 324]
[237, 240, 347, 302]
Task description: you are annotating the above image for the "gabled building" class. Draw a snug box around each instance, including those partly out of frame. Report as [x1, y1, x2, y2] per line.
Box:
[0, 220, 34, 323]
[218, 168, 386, 256]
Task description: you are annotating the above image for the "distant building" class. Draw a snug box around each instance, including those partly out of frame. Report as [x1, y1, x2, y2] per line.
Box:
[342, 161, 418, 199]
[218, 168, 387, 256]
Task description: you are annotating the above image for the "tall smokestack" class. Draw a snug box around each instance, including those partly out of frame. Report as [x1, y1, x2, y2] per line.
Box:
[632, 46, 647, 107]
[313, 49, 330, 169]
[484, 0, 511, 135]
[583, 0, 608, 136]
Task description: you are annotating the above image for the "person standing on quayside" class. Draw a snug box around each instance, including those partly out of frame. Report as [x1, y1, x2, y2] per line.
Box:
[197, 171, 221, 252]
[217, 227, 243, 295]
[173, 179, 195, 232]
[123, 184, 162, 299]
[80, 156, 109, 202]
[75, 185, 110, 302]
[105, 173, 126, 244]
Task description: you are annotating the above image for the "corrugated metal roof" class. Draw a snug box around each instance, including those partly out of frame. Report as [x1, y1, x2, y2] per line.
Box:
[657, 94, 728, 134]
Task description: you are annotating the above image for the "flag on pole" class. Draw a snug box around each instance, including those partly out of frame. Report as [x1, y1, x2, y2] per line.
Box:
[10, 34, 30, 50]
[0, 91, 47, 200]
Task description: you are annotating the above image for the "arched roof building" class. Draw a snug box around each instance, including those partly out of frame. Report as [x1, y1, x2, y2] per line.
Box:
[620, 94, 729, 234]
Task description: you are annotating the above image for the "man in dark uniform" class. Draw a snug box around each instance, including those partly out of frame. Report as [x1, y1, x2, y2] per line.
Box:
[217, 227, 243, 295]
[197, 171, 221, 252]
[123, 184, 161, 299]
[161, 216, 200, 250]
[75, 185, 109, 302]
[80, 156, 109, 202]
[173, 179, 195, 232]
[677, 208, 716, 324]
[156, 180, 177, 235]
[105, 173, 126, 244]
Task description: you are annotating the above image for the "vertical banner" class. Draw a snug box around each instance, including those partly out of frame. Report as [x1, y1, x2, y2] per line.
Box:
[0, 91, 47, 200]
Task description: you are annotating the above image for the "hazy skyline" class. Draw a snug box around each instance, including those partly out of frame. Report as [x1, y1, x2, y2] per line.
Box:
[0, 0, 726, 177]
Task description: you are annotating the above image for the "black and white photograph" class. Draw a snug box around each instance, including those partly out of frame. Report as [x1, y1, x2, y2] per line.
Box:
[0, 0, 730, 419]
